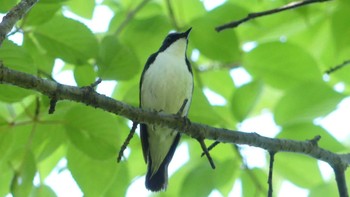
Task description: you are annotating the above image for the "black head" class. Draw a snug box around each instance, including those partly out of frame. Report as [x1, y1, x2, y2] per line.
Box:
[158, 28, 192, 52]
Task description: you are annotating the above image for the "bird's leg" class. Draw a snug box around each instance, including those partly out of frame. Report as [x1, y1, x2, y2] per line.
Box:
[175, 99, 191, 131]
[117, 121, 138, 162]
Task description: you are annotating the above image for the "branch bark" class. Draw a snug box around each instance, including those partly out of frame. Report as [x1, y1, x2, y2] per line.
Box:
[0, 64, 349, 196]
[215, 0, 331, 32]
[0, 0, 38, 45]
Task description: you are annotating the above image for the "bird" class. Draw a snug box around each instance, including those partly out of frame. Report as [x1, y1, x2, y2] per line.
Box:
[139, 28, 193, 192]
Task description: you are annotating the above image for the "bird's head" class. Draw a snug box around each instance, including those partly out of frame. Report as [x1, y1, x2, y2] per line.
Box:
[158, 28, 192, 56]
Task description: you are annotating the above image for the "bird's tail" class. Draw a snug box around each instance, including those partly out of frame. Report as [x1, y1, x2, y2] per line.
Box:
[145, 158, 168, 192]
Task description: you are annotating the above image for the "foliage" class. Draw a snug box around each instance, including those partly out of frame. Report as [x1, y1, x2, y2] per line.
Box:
[0, 0, 350, 196]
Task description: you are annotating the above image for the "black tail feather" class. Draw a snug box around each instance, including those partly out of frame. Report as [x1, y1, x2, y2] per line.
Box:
[145, 133, 181, 192]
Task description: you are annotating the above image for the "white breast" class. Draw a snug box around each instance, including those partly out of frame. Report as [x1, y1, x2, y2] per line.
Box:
[141, 52, 193, 116]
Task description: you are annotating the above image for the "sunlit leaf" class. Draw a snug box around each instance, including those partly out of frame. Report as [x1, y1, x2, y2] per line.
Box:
[244, 41, 322, 89]
[231, 80, 263, 122]
[33, 16, 98, 64]
[64, 105, 120, 160]
[98, 36, 140, 80]
[274, 82, 345, 125]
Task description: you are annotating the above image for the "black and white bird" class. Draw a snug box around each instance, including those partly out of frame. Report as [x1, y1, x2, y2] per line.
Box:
[139, 28, 193, 192]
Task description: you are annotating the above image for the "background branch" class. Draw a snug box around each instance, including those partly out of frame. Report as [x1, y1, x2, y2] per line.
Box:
[215, 0, 331, 32]
[115, 0, 150, 35]
[0, 0, 38, 45]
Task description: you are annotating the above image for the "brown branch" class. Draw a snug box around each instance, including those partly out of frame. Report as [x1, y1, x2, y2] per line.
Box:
[215, 0, 332, 32]
[1, 64, 349, 196]
[0, 0, 38, 45]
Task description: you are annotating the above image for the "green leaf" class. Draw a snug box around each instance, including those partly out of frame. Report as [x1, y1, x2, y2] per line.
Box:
[241, 168, 267, 197]
[23, 34, 55, 75]
[24, 1, 61, 26]
[30, 185, 57, 197]
[243, 42, 322, 89]
[0, 40, 36, 74]
[64, 105, 120, 160]
[275, 153, 322, 188]
[119, 15, 171, 62]
[32, 124, 66, 162]
[180, 162, 214, 197]
[0, 85, 35, 103]
[98, 36, 140, 80]
[171, 0, 206, 27]
[188, 87, 224, 125]
[0, 0, 17, 13]
[200, 70, 235, 99]
[37, 145, 65, 181]
[0, 163, 13, 196]
[277, 123, 346, 152]
[231, 80, 263, 122]
[331, 4, 350, 57]
[309, 182, 338, 197]
[191, 3, 244, 62]
[12, 151, 36, 197]
[33, 15, 98, 64]
[73, 64, 97, 86]
[67, 144, 123, 196]
[66, 0, 95, 19]
[274, 82, 345, 125]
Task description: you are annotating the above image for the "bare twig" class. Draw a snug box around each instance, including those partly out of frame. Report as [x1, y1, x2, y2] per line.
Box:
[215, 0, 332, 32]
[326, 60, 350, 75]
[201, 141, 220, 157]
[197, 138, 216, 169]
[267, 151, 276, 197]
[0, 0, 38, 45]
[117, 121, 138, 162]
[115, 0, 150, 35]
[333, 165, 349, 197]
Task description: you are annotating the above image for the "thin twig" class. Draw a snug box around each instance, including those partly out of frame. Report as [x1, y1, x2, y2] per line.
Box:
[325, 60, 350, 75]
[166, 0, 179, 31]
[201, 141, 220, 157]
[267, 151, 276, 197]
[0, 0, 38, 45]
[115, 0, 150, 35]
[333, 165, 349, 197]
[215, 0, 332, 32]
[117, 121, 138, 162]
[197, 138, 216, 169]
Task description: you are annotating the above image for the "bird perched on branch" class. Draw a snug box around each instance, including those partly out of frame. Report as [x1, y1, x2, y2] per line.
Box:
[139, 28, 193, 191]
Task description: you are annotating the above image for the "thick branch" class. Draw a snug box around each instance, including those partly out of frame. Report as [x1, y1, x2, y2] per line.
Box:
[1, 64, 349, 195]
[0, 0, 38, 45]
[215, 0, 331, 32]
[1, 65, 349, 170]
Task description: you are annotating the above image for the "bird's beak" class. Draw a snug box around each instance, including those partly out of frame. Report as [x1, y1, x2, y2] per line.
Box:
[182, 27, 192, 39]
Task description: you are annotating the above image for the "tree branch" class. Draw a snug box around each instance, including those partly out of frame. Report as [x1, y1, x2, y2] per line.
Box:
[325, 60, 350, 75]
[115, 0, 150, 35]
[1, 64, 349, 187]
[215, 0, 331, 32]
[0, 0, 38, 45]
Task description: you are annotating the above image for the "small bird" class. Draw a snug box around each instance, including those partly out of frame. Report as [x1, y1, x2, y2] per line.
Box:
[139, 28, 193, 191]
